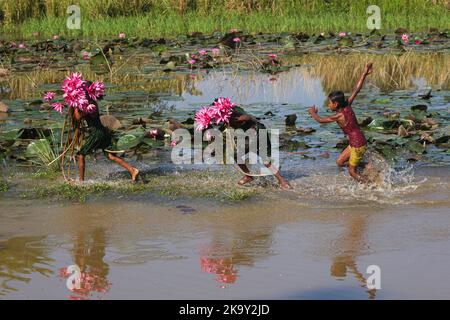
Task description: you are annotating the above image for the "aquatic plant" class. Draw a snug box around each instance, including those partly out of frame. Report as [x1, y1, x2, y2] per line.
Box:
[195, 107, 214, 131]
[194, 97, 237, 130]
[26, 130, 61, 172]
[0, 179, 8, 192]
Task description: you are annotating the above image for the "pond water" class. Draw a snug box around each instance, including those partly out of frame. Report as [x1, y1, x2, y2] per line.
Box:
[1, 43, 449, 299]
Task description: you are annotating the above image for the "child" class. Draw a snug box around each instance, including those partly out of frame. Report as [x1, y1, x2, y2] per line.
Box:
[73, 82, 139, 182]
[227, 106, 291, 189]
[308, 62, 373, 182]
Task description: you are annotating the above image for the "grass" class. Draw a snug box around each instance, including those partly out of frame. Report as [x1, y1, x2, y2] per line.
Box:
[0, 179, 8, 192]
[0, 1, 449, 39]
[28, 169, 259, 202]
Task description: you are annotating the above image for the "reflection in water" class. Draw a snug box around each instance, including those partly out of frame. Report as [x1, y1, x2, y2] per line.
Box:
[330, 215, 377, 299]
[0, 236, 53, 296]
[59, 228, 111, 300]
[200, 229, 274, 288]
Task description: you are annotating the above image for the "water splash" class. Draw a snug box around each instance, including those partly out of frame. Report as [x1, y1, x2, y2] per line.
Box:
[290, 151, 425, 205]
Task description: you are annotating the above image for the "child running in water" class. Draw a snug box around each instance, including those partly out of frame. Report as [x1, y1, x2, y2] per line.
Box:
[195, 98, 290, 190]
[73, 81, 139, 182]
[228, 106, 291, 189]
[308, 62, 373, 182]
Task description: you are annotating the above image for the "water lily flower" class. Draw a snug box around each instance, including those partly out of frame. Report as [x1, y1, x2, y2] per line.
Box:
[188, 59, 196, 65]
[18, 43, 26, 49]
[338, 32, 346, 37]
[198, 49, 207, 56]
[119, 33, 126, 39]
[320, 32, 325, 37]
[268, 53, 277, 59]
[52, 103, 64, 114]
[43, 91, 56, 102]
[401, 34, 409, 44]
[87, 81, 105, 101]
[85, 104, 97, 113]
[233, 37, 241, 43]
[62, 72, 88, 110]
[195, 107, 214, 131]
[212, 48, 220, 56]
[414, 39, 422, 45]
[82, 51, 90, 59]
[170, 140, 177, 147]
[210, 97, 236, 125]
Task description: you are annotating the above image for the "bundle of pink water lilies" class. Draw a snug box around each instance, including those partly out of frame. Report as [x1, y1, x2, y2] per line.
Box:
[194, 97, 237, 131]
[43, 73, 105, 115]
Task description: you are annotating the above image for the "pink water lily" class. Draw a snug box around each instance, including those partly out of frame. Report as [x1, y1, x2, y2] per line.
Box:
[62, 72, 86, 109]
[87, 81, 105, 101]
[43, 92, 56, 102]
[170, 140, 177, 147]
[188, 59, 196, 65]
[18, 43, 26, 49]
[119, 33, 126, 39]
[212, 48, 220, 56]
[52, 103, 64, 114]
[195, 107, 214, 131]
[401, 34, 409, 44]
[198, 49, 207, 56]
[268, 53, 277, 59]
[82, 51, 90, 59]
[233, 37, 241, 43]
[86, 104, 97, 113]
[210, 97, 236, 125]
[339, 32, 346, 37]
[414, 39, 422, 45]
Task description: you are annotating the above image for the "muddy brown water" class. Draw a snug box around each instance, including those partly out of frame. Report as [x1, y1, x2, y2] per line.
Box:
[0, 166, 449, 300]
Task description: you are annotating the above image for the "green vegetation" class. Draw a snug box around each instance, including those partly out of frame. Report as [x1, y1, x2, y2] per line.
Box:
[0, 179, 8, 192]
[28, 169, 259, 202]
[0, 0, 449, 39]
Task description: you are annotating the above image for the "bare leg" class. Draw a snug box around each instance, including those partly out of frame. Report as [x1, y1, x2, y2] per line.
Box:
[107, 153, 139, 181]
[264, 162, 291, 190]
[336, 146, 351, 168]
[78, 154, 85, 182]
[237, 164, 254, 185]
[349, 165, 365, 183]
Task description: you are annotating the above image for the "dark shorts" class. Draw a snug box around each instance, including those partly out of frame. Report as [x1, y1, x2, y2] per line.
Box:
[79, 128, 113, 156]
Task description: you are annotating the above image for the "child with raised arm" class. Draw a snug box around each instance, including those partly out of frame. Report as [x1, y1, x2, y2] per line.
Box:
[308, 62, 373, 182]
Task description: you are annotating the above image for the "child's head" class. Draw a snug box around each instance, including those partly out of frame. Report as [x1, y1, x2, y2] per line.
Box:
[328, 91, 347, 111]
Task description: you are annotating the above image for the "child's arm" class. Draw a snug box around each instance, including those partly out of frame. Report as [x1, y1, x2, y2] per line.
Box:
[347, 62, 373, 105]
[308, 106, 342, 123]
[72, 107, 83, 122]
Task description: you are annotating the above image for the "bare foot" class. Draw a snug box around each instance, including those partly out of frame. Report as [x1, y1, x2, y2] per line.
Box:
[279, 180, 292, 190]
[131, 168, 140, 182]
[238, 175, 253, 186]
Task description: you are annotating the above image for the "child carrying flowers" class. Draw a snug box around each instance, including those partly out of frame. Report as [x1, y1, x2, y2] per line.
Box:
[44, 73, 139, 182]
[195, 98, 290, 189]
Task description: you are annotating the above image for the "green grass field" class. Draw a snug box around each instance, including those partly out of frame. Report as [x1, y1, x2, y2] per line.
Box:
[0, 0, 449, 39]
